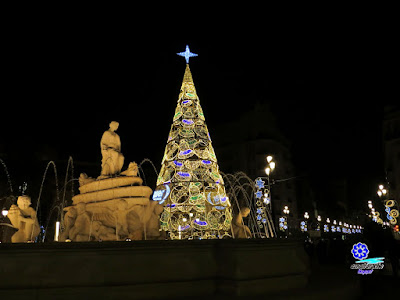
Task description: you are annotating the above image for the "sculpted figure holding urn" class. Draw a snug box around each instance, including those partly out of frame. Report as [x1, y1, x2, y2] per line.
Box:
[99, 121, 125, 178]
[7, 196, 40, 242]
[232, 207, 252, 238]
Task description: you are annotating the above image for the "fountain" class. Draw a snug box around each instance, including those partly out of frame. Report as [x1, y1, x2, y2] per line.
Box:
[0, 49, 309, 297]
[222, 171, 276, 238]
[60, 121, 163, 242]
[0, 125, 308, 299]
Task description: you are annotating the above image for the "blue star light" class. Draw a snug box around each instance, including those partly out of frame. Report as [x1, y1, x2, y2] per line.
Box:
[255, 178, 265, 189]
[177, 45, 198, 64]
[255, 191, 263, 199]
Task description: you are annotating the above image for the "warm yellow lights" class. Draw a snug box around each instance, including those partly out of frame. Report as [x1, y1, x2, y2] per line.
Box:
[157, 63, 232, 240]
[283, 206, 290, 214]
[265, 156, 275, 176]
[265, 167, 270, 176]
[54, 221, 60, 242]
[269, 161, 276, 171]
[377, 185, 387, 197]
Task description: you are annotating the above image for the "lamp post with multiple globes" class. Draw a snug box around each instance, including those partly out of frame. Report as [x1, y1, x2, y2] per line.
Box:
[253, 155, 277, 237]
[377, 184, 399, 233]
[283, 205, 290, 237]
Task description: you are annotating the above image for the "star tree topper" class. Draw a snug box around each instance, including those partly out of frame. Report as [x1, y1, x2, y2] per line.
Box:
[177, 45, 198, 63]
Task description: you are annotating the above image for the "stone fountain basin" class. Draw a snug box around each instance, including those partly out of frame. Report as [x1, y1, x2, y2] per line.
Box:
[79, 176, 143, 194]
[65, 197, 150, 211]
[72, 185, 153, 205]
[0, 239, 309, 299]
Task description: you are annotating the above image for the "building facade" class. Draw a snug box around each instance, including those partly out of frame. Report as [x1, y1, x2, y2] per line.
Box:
[213, 103, 299, 230]
[383, 105, 400, 201]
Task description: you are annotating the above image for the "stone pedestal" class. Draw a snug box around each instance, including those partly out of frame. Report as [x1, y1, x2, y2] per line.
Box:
[62, 173, 162, 242]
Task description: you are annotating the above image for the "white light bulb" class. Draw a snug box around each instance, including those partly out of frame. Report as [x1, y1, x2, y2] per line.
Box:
[265, 167, 270, 176]
[269, 162, 276, 171]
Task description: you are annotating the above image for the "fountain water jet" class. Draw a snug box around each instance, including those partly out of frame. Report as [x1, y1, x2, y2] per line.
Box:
[221, 171, 276, 238]
[0, 158, 13, 194]
[138, 158, 159, 187]
[60, 156, 75, 224]
[32, 161, 60, 241]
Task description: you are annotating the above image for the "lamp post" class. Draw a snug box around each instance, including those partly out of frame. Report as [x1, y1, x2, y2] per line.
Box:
[301, 212, 309, 233]
[265, 156, 275, 234]
[377, 185, 399, 230]
[283, 205, 290, 237]
[254, 155, 276, 238]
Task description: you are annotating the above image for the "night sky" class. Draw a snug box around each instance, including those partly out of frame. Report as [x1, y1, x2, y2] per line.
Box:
[1, 24, 395, 216]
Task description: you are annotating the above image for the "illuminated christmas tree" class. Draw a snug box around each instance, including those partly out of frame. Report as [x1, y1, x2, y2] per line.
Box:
[155, 46, 232, 239]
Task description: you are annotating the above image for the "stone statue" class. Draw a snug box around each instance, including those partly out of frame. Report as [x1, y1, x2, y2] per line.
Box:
[79, 173, 95, 186]
[145, 202, 164, 239]
[120, 162, 138, 177]
[69, 203, 91, 241]
[60, 207, 77, 241]
[232, 207, 252, 238]
[125, 201, 164, 240]
[7, 196, 40, 242]
[113, 199, 129, 239]
[60, 120, 159, 242]
[99, 121, 125, 178]
[91, 221, 115, 241]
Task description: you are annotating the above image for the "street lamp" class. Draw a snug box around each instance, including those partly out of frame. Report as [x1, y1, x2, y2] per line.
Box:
[377, 185, 387, 197]
[283, 206, 290, 215]
[283, 206, 290, 237]
[301, 212, 309, 234]
[265, 155, 275, 176]
[377, 185, 399, 228]
[253, 155, 277, 238]
[1, 208, 8, 217]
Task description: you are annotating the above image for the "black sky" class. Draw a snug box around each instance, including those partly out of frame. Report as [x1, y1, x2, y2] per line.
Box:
[1, 22, 396, 213]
